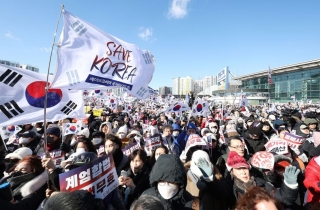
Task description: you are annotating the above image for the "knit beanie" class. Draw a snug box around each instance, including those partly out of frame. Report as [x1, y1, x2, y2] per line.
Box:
[46, 127, 61, 138]
[226, 151, 250, 171]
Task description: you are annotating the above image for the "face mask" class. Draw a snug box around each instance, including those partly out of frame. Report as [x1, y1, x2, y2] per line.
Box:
[210, 128, 217, 134]
[157, 182, 179, 199]
[11, 171, 24, 177]
[47, 136, 55, 144]
[70, 137, 78, 147]
[92, 138, 101, 145]
[247, 122, 253, 127]
[118, 134, 125, 139]
[19, 137, 29, 144]
[173, 131, 179, 137]
[146, 133, 151, 137]
[5, 163, 16, 173]
[76, 148, 86, 153]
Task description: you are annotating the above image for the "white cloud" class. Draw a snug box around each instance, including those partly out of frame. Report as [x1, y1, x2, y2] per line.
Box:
[167, 0, 191, 19]
[138, 27, 153, 41]
[40, 47, 50, 53]
[4, 30, 20, 41]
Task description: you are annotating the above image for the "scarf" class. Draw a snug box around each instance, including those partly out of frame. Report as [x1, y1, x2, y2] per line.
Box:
[234, 176, 256, 193]
[5, 172, 37, 197]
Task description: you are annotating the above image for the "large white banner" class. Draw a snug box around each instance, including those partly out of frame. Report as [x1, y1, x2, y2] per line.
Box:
[0, 65, 86, 127]
[50, 10, 155, 99]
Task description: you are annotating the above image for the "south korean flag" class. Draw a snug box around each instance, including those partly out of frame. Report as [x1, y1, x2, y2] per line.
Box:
[0, 65, 86, 127]
[62, 122, 81, 136]
[0, 125, 22, 140]
[191, 99, 209, 116]
[106, 96, 118, 109]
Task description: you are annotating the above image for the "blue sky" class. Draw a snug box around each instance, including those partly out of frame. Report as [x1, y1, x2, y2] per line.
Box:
[1, 0, 320, 90]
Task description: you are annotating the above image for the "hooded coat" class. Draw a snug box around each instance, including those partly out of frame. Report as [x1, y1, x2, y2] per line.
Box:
[142, 154, 194, 210]
[99, 122, 112, 135]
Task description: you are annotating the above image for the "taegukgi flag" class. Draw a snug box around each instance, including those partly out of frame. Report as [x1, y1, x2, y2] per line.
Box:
[50, 9, 155, 99]
[0, 64, 86, 127]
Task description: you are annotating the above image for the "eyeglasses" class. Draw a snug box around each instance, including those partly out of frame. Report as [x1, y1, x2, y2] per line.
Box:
[229, 145, 245, 150]
[158, 181, 176, 187]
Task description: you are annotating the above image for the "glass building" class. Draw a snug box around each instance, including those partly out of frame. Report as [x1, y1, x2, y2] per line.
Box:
[235, 59, 320, 103]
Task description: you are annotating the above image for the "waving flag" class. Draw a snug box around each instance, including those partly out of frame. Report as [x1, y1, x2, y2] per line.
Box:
[165, 102, 190, 113]
[0, 125, 22, 140]
[0, 65, 86, 127]
[50, 10, 155, 99]
[62, 122, 81, 136]
[191, 99, 209, 116]
[106, 96, 118, 109]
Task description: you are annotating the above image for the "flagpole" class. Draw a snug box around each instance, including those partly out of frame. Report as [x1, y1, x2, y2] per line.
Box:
[43, 5, 64, 152]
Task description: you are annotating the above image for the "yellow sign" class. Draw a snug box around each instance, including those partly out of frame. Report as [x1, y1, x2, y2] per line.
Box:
[93, 109, 103, 117]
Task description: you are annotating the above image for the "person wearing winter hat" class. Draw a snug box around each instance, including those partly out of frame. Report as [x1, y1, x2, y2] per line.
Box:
[171, 123, 181, 139]
[116, 125, 128, 140]
[99, 121, 112, 135]
[113, 116, 127, 134]
[172, 122, 198, 156]
[34, 127, 65, 155]
[304, 118, 318, 132]
[91, 131, 105, 150]
[3, 147, 33, 177]
[142, 154, 194, 209]
[186, 150, 232, 210]
[226, 151, 300, 208]
[18, 130, 41, 154]
[243, 126, 267, 156]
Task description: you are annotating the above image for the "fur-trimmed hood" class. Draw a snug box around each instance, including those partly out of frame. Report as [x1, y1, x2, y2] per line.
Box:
[20, 170, 48, 197]
[99, 122, 112, 134]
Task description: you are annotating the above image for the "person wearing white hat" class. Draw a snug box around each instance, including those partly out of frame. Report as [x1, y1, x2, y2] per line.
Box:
[3, 147, 33, 177]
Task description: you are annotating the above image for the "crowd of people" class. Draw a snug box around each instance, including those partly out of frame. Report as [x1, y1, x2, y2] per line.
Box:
[0, 101, 320, 210]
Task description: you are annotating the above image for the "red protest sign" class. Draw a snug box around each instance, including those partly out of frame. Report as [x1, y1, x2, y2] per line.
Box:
[264, 140, 288, 155]
[251, 151, 274, 170]
[185, 134, 207, 154]
[59, 154, 118, 199]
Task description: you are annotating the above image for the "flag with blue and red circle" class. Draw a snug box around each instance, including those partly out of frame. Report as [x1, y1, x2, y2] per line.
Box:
[0, 64, 86, 127]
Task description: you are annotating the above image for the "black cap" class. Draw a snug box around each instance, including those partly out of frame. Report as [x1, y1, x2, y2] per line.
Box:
[65, 152, 98, 169]
[249, 127, 262, 137]
[22, 131, 37, 138]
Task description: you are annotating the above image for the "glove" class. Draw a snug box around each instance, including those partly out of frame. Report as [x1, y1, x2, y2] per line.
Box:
[283, 165, 300, 185]
[197, 158, 213, 178]
[60, 142, 71, 153]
